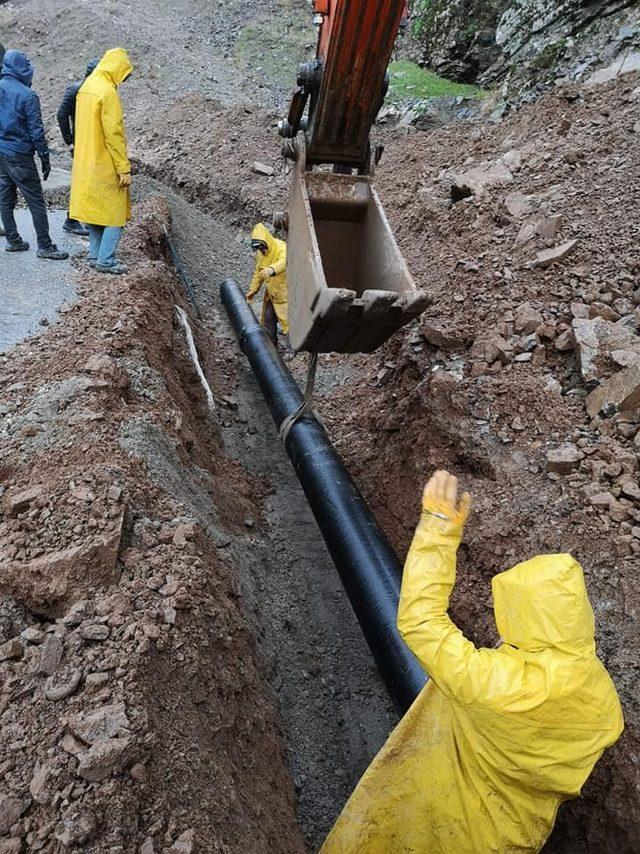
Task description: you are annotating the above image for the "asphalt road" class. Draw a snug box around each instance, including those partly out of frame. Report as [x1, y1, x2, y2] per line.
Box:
[0, 208, 83, 353]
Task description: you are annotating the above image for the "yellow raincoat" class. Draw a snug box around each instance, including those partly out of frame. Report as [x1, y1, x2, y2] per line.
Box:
[69, 48, 133, 228]
[322, 498, 623, 853]
[247, 223, 288, 334]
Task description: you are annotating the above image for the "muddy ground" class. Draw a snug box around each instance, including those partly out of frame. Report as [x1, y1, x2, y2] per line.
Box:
[1, 0, 640, 851]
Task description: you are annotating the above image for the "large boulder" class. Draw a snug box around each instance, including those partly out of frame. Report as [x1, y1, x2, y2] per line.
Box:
[572, 317, 640, 384]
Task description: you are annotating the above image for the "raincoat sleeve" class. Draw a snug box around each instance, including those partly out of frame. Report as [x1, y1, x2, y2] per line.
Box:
[398, 503, 526, 706]
[100, 90, 130, 176]
[270, 241, 286, 276]
[247, 262, 262, 300]
[25, 91, 49, 158]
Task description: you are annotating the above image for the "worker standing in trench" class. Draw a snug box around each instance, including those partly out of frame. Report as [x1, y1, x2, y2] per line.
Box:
[69, 48, 133, 275]
[246, 223, 288, 346]
[322, 470, 623, 853]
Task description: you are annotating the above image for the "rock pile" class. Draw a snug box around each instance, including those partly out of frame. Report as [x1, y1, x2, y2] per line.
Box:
[322, 72, 640, 852]
[0, 201, 304, 853]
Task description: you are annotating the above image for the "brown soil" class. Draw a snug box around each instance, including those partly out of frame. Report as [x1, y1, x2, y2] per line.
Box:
[318, 77, 640, 852]
[0, 200, 304, 853]
[1, 0, 640, 851]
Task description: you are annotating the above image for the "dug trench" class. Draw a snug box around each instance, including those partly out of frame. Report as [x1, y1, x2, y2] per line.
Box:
[1, 18, 639, 854]
[0, 191, 396, 852]
[127, 73, 640, 852]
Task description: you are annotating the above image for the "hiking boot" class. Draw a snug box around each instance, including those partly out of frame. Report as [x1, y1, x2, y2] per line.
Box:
[95, 261, 128, 275]
[37, 244, 69, 261]
[88, 258, 97, 268]
[63, 220, 89, 237]
[6, 238, 29, 252]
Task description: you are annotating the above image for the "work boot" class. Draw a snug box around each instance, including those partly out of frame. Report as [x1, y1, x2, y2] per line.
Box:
[95, 261, 128, 275]
[6, 238, 29, 252]
[63, 219, 89, 237]
[37, 244, 69, 260]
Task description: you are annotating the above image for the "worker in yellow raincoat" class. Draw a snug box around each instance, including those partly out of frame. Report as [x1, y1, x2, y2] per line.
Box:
[247, 223, 288, 345]
[69, 48, 133, 276]
[322, 470, 623, 853]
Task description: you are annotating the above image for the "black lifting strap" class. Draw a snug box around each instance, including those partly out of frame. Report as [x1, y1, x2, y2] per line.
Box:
[279, 352, 319, 445]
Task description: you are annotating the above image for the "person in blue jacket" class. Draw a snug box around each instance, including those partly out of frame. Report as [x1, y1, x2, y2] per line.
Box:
[0, 43, 4, 237]
[56, 58, 98, 236]
[0, 49, 68, 259]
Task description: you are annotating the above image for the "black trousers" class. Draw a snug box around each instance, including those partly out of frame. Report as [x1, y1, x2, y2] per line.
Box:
[264, 298, 278, 345]
[0, 152, 52, 249]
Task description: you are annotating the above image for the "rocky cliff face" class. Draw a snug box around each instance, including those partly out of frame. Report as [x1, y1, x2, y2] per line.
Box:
[413, 0, 640, 96]
[412, 0, 510, 81]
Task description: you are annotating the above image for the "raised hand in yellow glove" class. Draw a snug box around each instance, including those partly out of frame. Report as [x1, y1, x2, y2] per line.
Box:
[257, 266, 274, 282]
[118, 173, 132, 189]
[422, 469, 471, 526]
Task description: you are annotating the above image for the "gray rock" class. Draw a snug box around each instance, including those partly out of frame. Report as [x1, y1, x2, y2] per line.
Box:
[515, 302, 543, 334]
[586, 365, 640, 418]
[533, 240, 579, 268]
[0, 637, 23, 661]
[451, 162, 513, 200]
[20, 626, 45, 644]
[547, 444, 584, 475]
[37, 635, 63, 675]
[0, 795, 30, 834]
[573, 318, 640, 383]
[45, 668, 82, 701]
[29, 764, 53, 804]
[555, 329, 576, 351]
[77, 736, 133, 781]
[68, 703, 130, 745]
[252, 161, 274, 177]
[80, 623, 110, 642]
[168, 829, 195, 853]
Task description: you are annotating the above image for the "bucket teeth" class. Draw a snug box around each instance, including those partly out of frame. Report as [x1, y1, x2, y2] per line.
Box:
[287, 157, 428, 353]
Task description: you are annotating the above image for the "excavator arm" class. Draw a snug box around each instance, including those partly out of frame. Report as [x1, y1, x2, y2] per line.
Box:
[279, 0, 429, 353]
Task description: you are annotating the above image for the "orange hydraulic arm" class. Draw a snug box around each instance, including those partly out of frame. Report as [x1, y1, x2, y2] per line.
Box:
[279, 0, 408, 172]
[278, 0, 426, 354]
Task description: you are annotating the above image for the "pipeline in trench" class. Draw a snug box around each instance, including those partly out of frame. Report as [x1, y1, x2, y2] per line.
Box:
[149, 196, 408, 845]
[220, 278, 427, 713]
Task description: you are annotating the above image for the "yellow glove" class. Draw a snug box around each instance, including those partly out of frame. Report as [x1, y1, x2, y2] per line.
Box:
[118, 173, 132, 188]
[258, 266, 274, 282]
[422, 469, 471, 526]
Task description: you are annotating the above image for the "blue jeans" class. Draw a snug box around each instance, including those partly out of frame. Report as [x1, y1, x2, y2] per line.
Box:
[87, 224, 123, 267]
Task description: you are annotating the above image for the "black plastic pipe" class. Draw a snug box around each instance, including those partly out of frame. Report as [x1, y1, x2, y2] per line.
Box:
[220, 279, 426, 714]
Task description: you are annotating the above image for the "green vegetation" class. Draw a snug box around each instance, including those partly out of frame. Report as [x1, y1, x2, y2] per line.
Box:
[530, 38, 567, 72]
[387, 60, 482, 102]
[410, 0, 435, 40]
[235, 6, 315, 91]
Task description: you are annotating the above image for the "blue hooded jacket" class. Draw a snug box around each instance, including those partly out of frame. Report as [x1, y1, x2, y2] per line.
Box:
[0, 50, 49, 158]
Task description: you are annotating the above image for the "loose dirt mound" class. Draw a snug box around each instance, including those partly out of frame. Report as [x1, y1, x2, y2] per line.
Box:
[128, 73, 640, 849]
[0, 200, 304, 853]
[134, 95, 288, 228]
[319, 75, 640, 851]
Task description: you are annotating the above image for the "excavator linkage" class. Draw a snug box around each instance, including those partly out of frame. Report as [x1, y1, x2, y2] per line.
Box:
[280, 0, 428, 353]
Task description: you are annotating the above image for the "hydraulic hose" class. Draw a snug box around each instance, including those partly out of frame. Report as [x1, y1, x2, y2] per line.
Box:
[220, 279, 427, 714]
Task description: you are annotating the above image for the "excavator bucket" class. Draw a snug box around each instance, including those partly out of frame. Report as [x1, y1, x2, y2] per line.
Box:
[287, 154, 429, 353]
